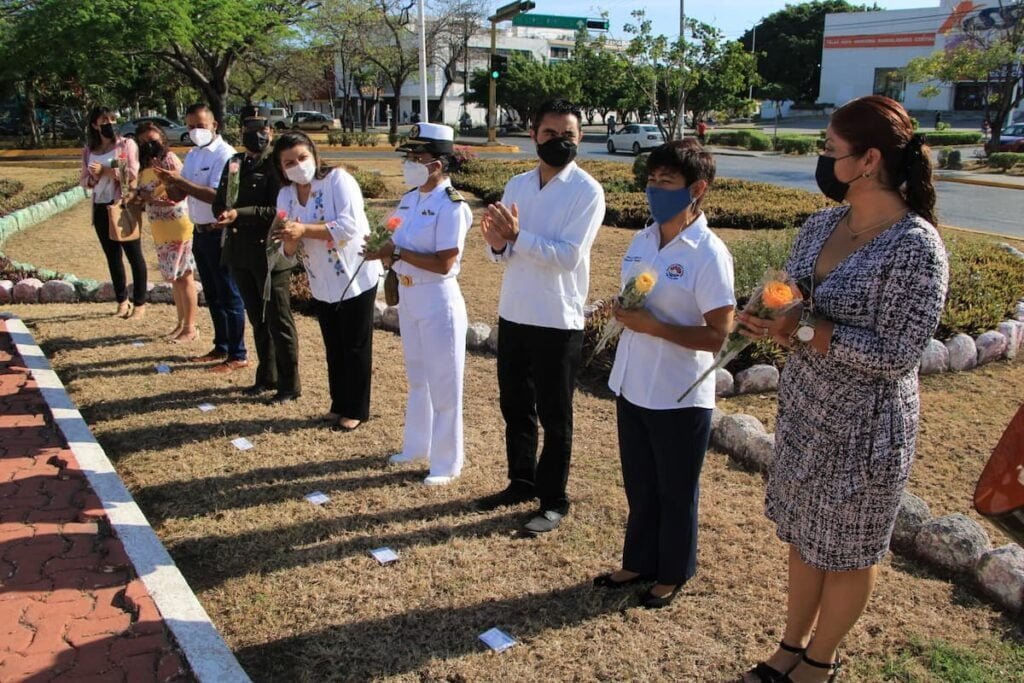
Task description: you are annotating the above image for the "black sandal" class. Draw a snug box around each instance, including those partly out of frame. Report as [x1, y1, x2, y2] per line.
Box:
[745, 640, 806, 682]
[781, 653, 842, 683]
[593, 572, 649, 588]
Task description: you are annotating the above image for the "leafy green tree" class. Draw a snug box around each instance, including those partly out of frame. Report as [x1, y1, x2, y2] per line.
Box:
[684, 20, 760, 124]
[572, 27, 627, 123]
[740, 1, 880, 104]
[467, 54, 580, 127]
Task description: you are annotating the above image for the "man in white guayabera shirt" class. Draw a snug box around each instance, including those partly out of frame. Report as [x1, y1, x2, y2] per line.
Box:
[476, 99, 606, 535]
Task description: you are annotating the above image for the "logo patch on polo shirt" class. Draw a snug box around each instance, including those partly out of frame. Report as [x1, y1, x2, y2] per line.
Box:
[665, 263, 684, 280]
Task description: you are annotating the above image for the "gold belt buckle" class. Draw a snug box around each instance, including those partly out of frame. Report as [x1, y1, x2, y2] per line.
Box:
[399, 274, 413, 287]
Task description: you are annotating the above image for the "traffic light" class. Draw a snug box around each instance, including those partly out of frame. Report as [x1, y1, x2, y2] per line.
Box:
[490, 54, 508, 80]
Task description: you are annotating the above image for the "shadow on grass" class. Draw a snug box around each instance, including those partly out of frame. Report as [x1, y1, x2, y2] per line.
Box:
[81, 386, 246, 421]
[234, 578, 634, 680]
[170, 507, 526, 593]
[39, 334, 153, 355]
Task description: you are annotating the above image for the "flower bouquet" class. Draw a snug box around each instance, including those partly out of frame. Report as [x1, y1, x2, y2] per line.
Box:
[677, 271, 801, 402]
[587, 267, 657, 365]
[365, 213, 402, 252]
[225, 159, 241, 209]
[111, 153, 131, 201]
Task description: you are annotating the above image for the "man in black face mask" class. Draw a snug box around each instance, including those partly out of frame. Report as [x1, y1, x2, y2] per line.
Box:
[477, 99, 606, 534]
[212, 106, 301, 403]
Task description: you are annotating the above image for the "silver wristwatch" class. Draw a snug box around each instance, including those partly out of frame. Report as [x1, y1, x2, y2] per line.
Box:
[392, 244, 402, 261]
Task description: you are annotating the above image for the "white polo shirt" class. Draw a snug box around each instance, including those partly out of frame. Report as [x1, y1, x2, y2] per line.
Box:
[488, 162, 605, 330]
[181, 135, 234, 225]
[608, 214, 736, 410]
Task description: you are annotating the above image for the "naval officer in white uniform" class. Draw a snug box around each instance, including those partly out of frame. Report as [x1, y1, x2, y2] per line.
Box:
[364, 123, 473, 486]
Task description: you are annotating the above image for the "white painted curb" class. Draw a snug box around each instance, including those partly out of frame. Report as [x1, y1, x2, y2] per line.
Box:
[1, 313, 251, 683]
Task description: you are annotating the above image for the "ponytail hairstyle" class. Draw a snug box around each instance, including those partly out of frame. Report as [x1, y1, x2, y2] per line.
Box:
[829, 95, 937, 226]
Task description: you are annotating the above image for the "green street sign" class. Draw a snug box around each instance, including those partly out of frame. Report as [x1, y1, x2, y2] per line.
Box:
[513, 14, 588, 30]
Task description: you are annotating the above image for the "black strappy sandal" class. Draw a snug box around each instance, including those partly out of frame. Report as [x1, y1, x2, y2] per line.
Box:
[781, 653, 843, 683]
[745, 640, 806, 682]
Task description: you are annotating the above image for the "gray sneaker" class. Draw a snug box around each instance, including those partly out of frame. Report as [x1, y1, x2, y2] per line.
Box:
[523, 509, 564, 534]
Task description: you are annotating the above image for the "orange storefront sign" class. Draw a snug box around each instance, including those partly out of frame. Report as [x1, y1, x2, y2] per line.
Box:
[824, 32, 937, 49]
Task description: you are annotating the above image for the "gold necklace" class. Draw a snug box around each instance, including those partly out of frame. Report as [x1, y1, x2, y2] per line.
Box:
[844, 209, 907, 240]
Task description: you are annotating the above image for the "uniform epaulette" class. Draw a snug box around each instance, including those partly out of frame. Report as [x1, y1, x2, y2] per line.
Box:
[445, 186, 466, 203]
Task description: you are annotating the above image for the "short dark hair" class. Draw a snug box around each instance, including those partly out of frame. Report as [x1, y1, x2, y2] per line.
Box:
[531, 99, 582, 132]
[185, 103, 212, 118]
[646, 138, 716, 209]
[271, 131, 333, 185]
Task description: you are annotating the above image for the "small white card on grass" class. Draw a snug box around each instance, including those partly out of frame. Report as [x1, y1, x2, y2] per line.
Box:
[155, 364, 171, 374]
[305, 491, 330, 506]
[479, 628, 516, 653]
[131, 341, 145, 348]
[370, 547, 399, 565]
[197, 403, 215, 412]
[231, 437, 254, 451]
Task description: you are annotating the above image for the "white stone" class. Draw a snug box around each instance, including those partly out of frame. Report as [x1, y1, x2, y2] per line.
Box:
[998, 321, 1023, 360]
[466, 322, 491, 350]
[38, 279, 77, 304]
[1000, 242, 1024, 260]
[715, 368, 734, 397]
[742, 431, 775, 472]
[12, 278, 43, 304]
[710, 408, 724, 432]
[975, 331, 1008, 366]
[734, 364, 779, 394]
[0, 279, 12, 304]
[975, 544, 1024, 613]
[919, 338, 949, 375]
[373, 299, 387, 325]
[711, 413, 766, 460]
[892, 491, 931, 553]
[95, 281, 117, 303]
[945, 333, 977, 371]
[914, 514, 990, 575]
[382, 305, 400, 332]
[149, 282, 174, 304]
[486, 325, 499, 353]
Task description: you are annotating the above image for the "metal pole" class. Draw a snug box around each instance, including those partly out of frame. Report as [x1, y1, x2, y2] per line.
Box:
[417, 0, 429, 121]
[748, 24, 756, 100]
[487, 19, 497, 143]
[673, 0, 686, 139]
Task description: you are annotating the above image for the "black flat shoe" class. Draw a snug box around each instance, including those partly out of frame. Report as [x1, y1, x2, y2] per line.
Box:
[745, 640, 806, 682]
[593, 572, 650, 588]
[641, 583, 684, 609]
[265, 392, 301, 405]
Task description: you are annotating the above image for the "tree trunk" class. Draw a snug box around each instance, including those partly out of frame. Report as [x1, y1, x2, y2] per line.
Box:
[23, 82, 40, 148]
[163, 91, 179, 121]
[391, 92, 401, 134]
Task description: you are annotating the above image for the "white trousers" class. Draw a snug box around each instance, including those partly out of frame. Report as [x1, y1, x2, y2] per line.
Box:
[397, 278, 467, 477]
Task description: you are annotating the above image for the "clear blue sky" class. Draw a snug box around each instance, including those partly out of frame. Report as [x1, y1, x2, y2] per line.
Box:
[494, 0, 940, 41]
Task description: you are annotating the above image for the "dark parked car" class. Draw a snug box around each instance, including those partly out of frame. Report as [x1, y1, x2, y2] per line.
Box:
[985, 123, 1024, 154]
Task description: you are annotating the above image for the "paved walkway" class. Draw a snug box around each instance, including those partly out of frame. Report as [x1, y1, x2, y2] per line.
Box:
[0, 319, 192, 681]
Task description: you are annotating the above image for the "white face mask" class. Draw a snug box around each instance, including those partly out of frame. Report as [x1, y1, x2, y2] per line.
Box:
[285, 158, 317, 185]
[402, 160, 432, 188]
[189, 127, 214, 147]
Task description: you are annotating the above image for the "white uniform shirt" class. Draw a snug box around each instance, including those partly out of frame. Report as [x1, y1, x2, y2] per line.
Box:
[276, 168, 383, 303]
[181, 136, 234, 225]
[488, 162, 605, 330]
[391, 179, 472, 282]
[608, 214, 736, 410]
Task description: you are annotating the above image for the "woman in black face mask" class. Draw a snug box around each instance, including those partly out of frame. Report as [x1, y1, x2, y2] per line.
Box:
[736, 97, 949, 683]
[80, 106, 147, 319]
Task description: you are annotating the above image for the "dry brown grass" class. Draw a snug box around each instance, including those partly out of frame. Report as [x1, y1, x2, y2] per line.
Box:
[0, 165, 77, 193]
[4, 301, 1022, 682]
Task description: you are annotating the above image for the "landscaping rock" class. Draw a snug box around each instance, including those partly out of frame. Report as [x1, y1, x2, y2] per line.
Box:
[76, 280, 101, 302]
[975, 330, 1008, 366]
[715, 368, 734, 397]
[742, 431, 775, 472]
[0, 279, 12, 304]
[975, 544, 1024, 613]
[945, 334, 977, 371]
[734, 364, 779, 394]
[915, 514, 990, 575]
[95, 281, 117, 303]
[711, 413, 766, 460]
[1016, 300, 1024, 323]
[373, 299, 387, 325]
[710, 408, 724, 432]
[12, 278, 43, 304]
[466, 322, 491, 350]
[486, 325, 499, 353]
[381, 305, 400, 332]
[999, 242, 1024, 261]
[148, 283, 174, 304]
[38, 279, 77, 304]
[998, 321, 1023, 360]
[892, 492, 931, 553]
[919, 339, 949, 375]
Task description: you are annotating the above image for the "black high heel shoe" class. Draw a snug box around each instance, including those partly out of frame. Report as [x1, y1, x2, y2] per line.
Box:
[781, 653, 843, 683]
[640, 583, 683, 609]
[744, 640, 806, 682]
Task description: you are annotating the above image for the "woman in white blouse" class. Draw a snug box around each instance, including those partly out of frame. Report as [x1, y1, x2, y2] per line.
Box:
[272, 132, 383, 431]
[594, 139, 735, 609]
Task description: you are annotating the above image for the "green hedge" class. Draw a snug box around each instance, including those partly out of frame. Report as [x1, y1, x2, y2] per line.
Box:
[0, 177, 78, 218]
[705, 129, 773, 151]
[941, 235, 1024, 337]
[773, 136, 819, 155]
[0, 179, 25, 200]
[987, 152, 1024, 170]
[347, 167, 388, 199]
[921, 131, 983, 145]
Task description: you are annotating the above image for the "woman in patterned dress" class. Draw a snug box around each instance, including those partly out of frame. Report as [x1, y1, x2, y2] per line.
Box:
[272, 132, 382, 432]
[738, 96, 949, 682]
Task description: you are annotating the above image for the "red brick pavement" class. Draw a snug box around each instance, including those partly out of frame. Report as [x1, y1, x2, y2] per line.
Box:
[0, 321, 192, 682]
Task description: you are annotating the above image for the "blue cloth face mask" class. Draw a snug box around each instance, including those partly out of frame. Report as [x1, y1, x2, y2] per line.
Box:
[645, 185, 693, 225]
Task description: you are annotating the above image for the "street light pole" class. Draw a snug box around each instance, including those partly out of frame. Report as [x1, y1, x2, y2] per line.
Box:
[417, 0, 429, 122]
[673, 0, 686, 139]
[748, 24, 757, 100]
[488, 18, 497, 143]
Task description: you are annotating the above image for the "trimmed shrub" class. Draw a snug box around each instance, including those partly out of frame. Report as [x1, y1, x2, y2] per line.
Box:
[706, 129, 773, 151]
[451, 145, 477, 173]
[773, 136, 819, 155]
[0, 177, 78, 217]
[327, 130, 346, 146]
[940, 235, 1024, 337]
[935, 121, 951, 131]
[987, 152, 1024, 171]
[632, 153, 650, 191]
[348, 168, 387, 199]
[922, 131, 983, 146]
[0, 253, 66, 284]
[0, 179, 25, 199]
[947, 149, 963, 170]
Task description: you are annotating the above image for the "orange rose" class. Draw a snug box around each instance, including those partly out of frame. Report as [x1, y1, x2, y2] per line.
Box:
[761, 280, 795, 310]
[386, 216, 402, 231]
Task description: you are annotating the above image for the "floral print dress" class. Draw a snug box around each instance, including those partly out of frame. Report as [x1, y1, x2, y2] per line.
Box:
[765, 206, 948, 571]
[138, 153, 195, 281]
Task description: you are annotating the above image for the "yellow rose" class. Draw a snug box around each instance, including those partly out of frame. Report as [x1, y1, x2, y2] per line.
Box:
[634, 271, 656, 295]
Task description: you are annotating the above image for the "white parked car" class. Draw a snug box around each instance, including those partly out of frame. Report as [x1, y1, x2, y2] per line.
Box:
[260, 107, 290, 130]
[119, 116, 191, 144]
[607, 123, 666, 155]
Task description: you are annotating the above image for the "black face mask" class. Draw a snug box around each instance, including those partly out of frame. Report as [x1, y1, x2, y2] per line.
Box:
[242, 130, 270, 154]
[99, 122, 115, 139]
[537, 137, 578, 168]
[815, 154, 858, 202]
[140, 140, 165, 162]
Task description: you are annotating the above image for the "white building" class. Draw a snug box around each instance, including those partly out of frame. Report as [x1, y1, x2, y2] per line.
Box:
[818, 0, 1023, 116]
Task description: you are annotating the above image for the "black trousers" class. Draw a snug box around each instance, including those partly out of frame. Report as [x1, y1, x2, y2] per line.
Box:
[232, 258, 300, 394]
[314, 286, 377, 420]
[616, 395, 712, 585]
[92, 202, 147, 305]
[496, 317, 583, 514]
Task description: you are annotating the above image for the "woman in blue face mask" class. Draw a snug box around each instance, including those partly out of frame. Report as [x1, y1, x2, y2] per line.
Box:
[594, 139, 736, 609]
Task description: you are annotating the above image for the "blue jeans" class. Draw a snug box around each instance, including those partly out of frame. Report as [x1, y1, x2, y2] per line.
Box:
[192, 229, 246, 360]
